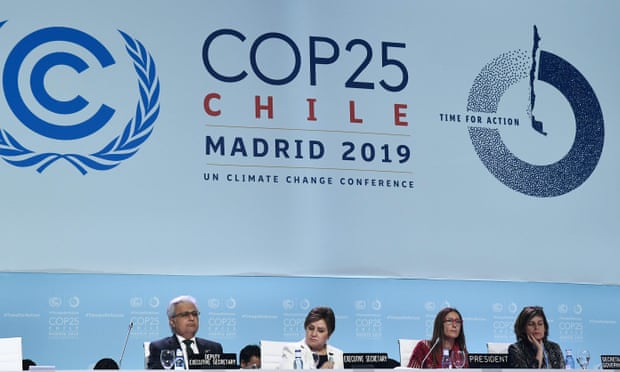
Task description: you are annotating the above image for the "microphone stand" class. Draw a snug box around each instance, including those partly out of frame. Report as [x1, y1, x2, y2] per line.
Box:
[420, 338, 441, 368]
[119, 322, 134, 368]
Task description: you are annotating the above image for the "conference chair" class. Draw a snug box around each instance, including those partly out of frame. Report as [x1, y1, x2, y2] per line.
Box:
[0, 337, 22, 371]
[397, 338, 420, 367]
[486, 342, 511, 354]
[260, 340, 289, 369]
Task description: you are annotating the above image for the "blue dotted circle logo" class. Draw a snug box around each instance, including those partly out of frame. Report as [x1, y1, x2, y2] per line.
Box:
[467, 26, 604, 197]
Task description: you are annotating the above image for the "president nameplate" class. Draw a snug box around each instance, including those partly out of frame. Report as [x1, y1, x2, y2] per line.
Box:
[468, 353, 509, 368]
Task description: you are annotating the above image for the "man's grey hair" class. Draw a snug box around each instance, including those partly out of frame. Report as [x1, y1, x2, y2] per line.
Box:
[166, 295, 198, 318]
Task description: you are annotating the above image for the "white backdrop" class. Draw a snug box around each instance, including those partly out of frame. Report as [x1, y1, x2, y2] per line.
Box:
[0, 0, 618, 284]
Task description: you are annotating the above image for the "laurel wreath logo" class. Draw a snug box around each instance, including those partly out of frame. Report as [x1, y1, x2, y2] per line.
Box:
[0, 30, 160, 174]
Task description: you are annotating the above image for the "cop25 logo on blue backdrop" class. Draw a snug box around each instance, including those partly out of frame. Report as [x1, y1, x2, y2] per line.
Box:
[0, 22, 160, 174]
[467, 26, 604, 197]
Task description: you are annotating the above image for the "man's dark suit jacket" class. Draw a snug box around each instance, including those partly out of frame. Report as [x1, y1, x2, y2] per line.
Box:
[148, 335, 223, 369]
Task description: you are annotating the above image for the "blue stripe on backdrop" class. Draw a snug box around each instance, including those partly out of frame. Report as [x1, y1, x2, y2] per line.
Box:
[0, 273, 618, 369]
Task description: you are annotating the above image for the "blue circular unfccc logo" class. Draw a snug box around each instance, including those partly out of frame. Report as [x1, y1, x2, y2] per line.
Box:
[0, 22, 160, 174]
[467, 26, 604, 197]
[3, 27, 115, 140]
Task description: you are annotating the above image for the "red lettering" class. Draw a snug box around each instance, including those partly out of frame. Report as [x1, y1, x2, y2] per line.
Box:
[349, 100, 362, 124]
[394, 103, 408, 126]
[204, 93, 406, 127]
[307, 98, 317, 121]
[255, 96, 274, 119]
[203, 93, 221, 116]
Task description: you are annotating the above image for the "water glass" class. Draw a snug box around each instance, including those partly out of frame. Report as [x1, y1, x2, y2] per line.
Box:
[577, 350, 590, 369]
[451, 350, 467, 368]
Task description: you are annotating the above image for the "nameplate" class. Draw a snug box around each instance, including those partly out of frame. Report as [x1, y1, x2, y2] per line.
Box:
[188, 353, 238, 369]
[601, 355, 620, 369]
[343, 353, 390, 369]
[468, 353, 509, 368]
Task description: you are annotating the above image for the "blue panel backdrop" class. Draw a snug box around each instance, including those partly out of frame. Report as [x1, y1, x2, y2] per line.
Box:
[0, 273, 617, 369]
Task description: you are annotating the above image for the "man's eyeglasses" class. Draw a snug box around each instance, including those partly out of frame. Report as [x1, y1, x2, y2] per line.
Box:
[173, 311, 200, 318]
[444, 318, 463, 325]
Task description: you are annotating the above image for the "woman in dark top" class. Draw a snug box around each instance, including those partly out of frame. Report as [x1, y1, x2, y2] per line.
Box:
[508, 306, 565, 368]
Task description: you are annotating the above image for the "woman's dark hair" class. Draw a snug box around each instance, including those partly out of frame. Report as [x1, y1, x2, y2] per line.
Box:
[304, 306, 336, 336]
[514, 306, 549, 342]
[93, 358, 119, 370]
[429, 307, 467, 367]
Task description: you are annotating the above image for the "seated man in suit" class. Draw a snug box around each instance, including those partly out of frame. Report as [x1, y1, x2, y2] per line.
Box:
[148, 295, 223, 369]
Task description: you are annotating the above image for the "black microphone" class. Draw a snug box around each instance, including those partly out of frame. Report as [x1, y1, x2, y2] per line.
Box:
[420, 338, 440, 368]
[118, 321, 134, 368]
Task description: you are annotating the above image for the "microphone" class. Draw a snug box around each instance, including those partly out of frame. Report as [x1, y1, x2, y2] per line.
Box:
[119, 321, 134, 368]
[420, 338, 441, 368]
